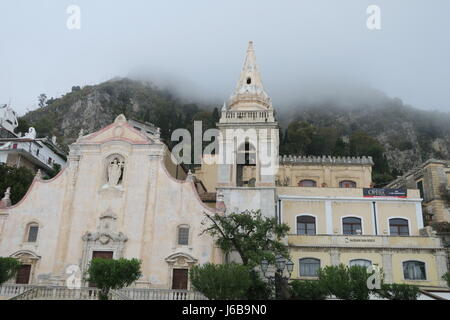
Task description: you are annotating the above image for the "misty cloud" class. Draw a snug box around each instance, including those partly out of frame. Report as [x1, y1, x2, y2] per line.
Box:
[0, 1, 449, 115]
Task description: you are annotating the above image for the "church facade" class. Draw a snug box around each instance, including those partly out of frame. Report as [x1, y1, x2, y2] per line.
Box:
[0, 115, 222, 289]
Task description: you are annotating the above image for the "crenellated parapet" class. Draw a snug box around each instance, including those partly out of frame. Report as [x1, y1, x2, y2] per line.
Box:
[279, 155, 374, 166]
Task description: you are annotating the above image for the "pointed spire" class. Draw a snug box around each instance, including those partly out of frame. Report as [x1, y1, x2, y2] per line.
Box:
[229, 41, 271, 110]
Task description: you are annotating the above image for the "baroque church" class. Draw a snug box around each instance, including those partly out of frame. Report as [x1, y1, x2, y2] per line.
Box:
[0, 42, 448, 290]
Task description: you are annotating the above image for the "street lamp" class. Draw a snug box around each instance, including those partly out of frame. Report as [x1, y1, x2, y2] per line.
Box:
[275, 255, 286, 272]
[260, 256, 294, 299]
[286, 260, 294, 274]
[261, 259, 269, 274]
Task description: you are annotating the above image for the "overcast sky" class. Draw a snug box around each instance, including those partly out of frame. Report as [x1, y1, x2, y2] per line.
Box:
[1, 0, 449, 115]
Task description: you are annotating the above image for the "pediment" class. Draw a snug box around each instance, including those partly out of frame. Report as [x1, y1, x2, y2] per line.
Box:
[165, 252, 198, 264]
[78, 114, 154, 145]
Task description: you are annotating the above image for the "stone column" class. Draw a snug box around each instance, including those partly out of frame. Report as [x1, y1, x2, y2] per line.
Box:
[381, 250, 393, 283]
[330, 248, 340, 266]
[325, 201, 333, 235]
[435, 250, 448, 287]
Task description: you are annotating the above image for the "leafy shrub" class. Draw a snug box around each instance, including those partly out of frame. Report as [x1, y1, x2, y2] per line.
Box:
[190, 263, 252, 300]
[0, 257, 21, 285]
[85, 258, 142, 300]
[442, 272, 450, 287]
[246, 270, 273, 300]
[317, 264, 373, 300]
[376, 283, 420, 300]
[290, 280, 327, 300]
[431, 222, 450, 233]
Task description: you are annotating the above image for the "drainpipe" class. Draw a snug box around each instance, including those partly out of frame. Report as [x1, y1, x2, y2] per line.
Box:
[278, 199, 282, 225]
[372, 201, 378, 235]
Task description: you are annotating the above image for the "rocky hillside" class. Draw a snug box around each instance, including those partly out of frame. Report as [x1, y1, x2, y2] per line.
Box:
[18, 78, 450, 180]
[20, 78, 218, 150]
[279, 100, 450, 176]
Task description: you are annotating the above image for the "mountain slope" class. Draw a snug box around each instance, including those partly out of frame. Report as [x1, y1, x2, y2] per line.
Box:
[19, 78, 450, 177]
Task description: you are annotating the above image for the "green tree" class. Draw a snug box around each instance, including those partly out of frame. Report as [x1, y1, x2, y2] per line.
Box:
[38, 93, 47, 108]
[0, 257, 21, 285]
[212, 107, 220, 124]
[246, 270, 273, 300]
[201, 210, 290, 268]
[16, 118, 30, 135]
[44, 163, 62, 180]
[349, 131, 390, 172]
[190, 263, 252, 300]
[284, 121, 314, 155]
[290, 280, 328, 300]
[0, 164, 35, 205]
[317, 264, 373, 300]
[442, 272, 450, 287]
[376, 283, 420, 300]
[85, 258, 142, 300]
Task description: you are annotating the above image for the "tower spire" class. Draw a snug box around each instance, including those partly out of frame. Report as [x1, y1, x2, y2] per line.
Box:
[229, 41, 271, 110]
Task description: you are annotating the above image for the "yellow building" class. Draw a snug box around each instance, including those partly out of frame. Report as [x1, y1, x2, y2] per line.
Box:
[279, 187, 446, 286]
[387, 159, 450, 223]
[194, 41, 449, 287]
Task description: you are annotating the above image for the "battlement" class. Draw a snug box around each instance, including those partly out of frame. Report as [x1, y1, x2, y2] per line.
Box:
[279, 155, 374, 166]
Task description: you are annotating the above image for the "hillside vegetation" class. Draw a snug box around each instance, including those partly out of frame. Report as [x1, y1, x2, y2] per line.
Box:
[18, 78, 450, 186]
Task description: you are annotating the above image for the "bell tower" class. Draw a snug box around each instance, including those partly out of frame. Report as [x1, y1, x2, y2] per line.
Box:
[216, 41, 279, 217]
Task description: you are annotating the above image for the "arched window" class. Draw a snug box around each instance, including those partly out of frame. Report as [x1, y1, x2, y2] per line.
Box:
[343, 217, 362, 235]
[389, 218, 409, 236]
[349, 259, 372, 268]
[236, 141, 256, 187]
[339, 180, 357, 188]
[177, 226, 190, 245]
[298, 179, 317, 187]
[299, 258, 320, 277]
[26, 223, 39, 242]
[296, 216, 316, 235]
[403, 261, 426, 280]
[237, 141, 256, 165]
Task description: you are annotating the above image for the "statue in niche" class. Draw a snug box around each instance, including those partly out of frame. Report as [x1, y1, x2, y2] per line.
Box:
[107, 158, 124, 186]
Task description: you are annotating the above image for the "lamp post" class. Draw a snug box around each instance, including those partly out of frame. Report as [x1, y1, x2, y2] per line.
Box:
[260, 255, 294, 299]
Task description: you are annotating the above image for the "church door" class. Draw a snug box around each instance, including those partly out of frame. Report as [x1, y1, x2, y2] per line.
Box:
[89, 251, 113, 287]
[92, 251, 114, 260]
[172, 269, 188, 290]
[16, 265, 31, 284]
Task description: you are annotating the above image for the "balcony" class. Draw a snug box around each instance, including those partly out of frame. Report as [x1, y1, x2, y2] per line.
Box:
[219, 110, 276, 124]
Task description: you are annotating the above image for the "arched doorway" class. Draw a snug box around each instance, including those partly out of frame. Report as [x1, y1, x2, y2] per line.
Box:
[10, 250, 40, 284]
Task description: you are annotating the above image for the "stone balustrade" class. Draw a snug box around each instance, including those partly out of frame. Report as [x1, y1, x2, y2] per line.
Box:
[0, 284, 206, 300]
[120, 288, 207, 300]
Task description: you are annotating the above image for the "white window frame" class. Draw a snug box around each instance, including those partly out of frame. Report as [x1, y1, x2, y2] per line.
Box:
[340, 215, 364, 235]
[295, 214, 318, 235]
[402, 259, 427, 281]
[387, 217, 411, 236]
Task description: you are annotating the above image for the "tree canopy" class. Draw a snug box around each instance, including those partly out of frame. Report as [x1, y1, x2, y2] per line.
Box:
[0, 164, 35, 205]
[0, 257, 21, 286]
[190, 263, 252, 300]
[201, 209, 290, 268]
[85, 258, 142, 300]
